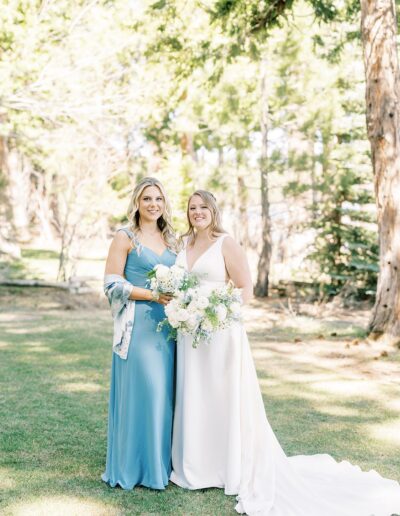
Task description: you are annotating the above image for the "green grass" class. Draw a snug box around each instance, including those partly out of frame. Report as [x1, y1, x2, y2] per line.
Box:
[21, 249, 60, 260]
[0, 298, 399, 515]
[0, 248, 105, 284]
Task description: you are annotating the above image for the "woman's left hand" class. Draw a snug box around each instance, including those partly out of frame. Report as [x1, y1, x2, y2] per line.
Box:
[154, 293, 174, 306]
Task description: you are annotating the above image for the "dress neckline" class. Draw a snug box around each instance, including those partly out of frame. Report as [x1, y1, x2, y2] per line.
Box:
[185, 235, 224, 273]
[124, 230, 168, 258]
[129, 244, 168, 258]
[143, 244, 169, 258]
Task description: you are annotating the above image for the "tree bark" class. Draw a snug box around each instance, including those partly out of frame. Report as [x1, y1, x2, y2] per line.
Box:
[0, 135, 21, 257]
[237, 175, 250, 248]
[255, 60, 272, 297]
[360, 0, 400, 345]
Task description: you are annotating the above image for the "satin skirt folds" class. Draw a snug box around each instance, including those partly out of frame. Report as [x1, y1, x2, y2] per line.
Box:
[102, 300, 175, 490]
[171, 323, 243, 492]
[171, 322, 400, 516]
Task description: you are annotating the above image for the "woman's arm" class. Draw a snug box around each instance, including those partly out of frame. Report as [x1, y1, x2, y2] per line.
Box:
[222, 236, 254, 304]
[104, 231, 171, 305]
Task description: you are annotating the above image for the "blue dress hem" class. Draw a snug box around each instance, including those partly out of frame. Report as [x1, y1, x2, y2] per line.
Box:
[101, 473, 169, 491]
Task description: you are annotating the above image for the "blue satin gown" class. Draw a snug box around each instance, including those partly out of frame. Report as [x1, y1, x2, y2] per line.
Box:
[102, 240, 176, 490]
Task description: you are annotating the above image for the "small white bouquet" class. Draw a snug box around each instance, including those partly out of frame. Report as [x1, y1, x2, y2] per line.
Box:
[160, 282, 243, 347]
[147, 264, 198, 297]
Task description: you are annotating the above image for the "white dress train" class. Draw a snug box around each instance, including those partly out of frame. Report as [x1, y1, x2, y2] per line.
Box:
[170, 235, 400, 516]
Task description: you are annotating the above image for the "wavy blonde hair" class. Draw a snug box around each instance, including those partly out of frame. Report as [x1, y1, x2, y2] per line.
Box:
[127, 177, 178, 251]
[183, 190, 226, 245]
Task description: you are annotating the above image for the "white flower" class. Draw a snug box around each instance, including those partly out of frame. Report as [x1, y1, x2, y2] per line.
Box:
[232, 288, 242, 298]
[215, 304, 227, 322]
[197, 286, 211, 297]
[155, 264, 170, 280]
[176, 291, 186, 303]
[186, 314, 199, 330]
[176, 308, 190, 322]
[170, 264, 185, 279]
[168, 316, 180, 328]
[165, 299, 179, 317]
[230, 302, 241, 316]
[196, 296, 209, 309]
[187, 301, 199, 313]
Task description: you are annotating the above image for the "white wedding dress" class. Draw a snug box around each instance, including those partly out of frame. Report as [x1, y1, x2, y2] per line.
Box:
[170, 235, 400, 516]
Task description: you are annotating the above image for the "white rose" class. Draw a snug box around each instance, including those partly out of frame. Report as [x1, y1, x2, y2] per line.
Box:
[165, 299, 179, 316]
[176, 291, 186, 303]
[168, 316, 180, 328]
[176, 308, 190, 322]
[230, 302, 241, 316]
[187, 301, 198, 313]
[196, 286, 211, 298]
[186, 314, 199, 330]
[170, 264, 185, 278]
[196, 296, 209, 310]
[155, 265, 170, 280]
[215, 304, 227, 322]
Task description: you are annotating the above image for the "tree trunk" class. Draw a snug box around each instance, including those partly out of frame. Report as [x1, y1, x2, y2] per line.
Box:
[6, 148, 31, 242]
[0, 135, 22, 257]
[360, 0, 400, 345]
[255, 60, 272, 297]
[237, 175, 250, 248]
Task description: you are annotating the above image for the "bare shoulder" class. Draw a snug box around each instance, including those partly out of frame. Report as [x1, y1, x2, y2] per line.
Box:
[222, 234, 243, 253]
[111, 229, 133, 251]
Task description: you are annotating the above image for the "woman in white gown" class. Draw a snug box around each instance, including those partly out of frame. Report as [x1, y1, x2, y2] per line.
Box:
[170, 189, 400, 516]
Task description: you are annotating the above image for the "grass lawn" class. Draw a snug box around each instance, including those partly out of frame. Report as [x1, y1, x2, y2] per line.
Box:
[1, 288, 399, 515]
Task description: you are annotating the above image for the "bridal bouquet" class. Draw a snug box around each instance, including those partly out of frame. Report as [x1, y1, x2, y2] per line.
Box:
[147, 264, 198, 296]
[161, 282, 243, 348]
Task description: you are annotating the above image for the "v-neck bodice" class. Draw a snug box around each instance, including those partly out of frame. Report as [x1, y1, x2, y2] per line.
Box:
[117, 227, 176, 288]
[124, 246, 176, 288]
[176, 235, 227, 287]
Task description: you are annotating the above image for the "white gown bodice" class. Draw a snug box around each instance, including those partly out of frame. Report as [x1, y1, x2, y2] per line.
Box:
[175, 234, 227, 288]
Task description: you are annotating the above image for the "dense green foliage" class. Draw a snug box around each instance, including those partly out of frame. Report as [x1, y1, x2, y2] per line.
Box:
[145, 0, 378, 296]
[0, 0, 379, 297]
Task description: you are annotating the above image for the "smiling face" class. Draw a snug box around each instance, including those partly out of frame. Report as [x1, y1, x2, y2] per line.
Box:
[138, 185, 165, 224]
[188, 194, 213, 232]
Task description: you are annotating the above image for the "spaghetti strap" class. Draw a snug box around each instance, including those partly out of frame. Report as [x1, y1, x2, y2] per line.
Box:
[215, 233, 228, 248]
[117, 227, 142, 254]
[117, 227, 134, 240]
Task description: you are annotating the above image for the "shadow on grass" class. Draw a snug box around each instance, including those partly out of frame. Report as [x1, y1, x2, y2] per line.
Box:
[0, 313, 236, 515]
[1, 308, 399, 515]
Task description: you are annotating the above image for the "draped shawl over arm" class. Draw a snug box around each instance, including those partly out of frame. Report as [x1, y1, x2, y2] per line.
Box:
[104, 274, 135, 359]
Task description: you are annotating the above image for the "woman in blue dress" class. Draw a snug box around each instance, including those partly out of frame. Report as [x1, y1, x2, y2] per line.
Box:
[102, 177, 177, 490]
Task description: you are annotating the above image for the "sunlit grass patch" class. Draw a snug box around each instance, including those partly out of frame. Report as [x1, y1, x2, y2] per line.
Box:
[310, 379, 379, 397]
[368, 419, 400, 447]
[7, 495, 114, 516]
[0, 299, 399, 514]
[57, 382, 105, 393]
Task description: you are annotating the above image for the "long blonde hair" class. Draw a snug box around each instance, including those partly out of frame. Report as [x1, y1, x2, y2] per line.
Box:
[127, 177, 177, 251]
[183, 190, 226, 245]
